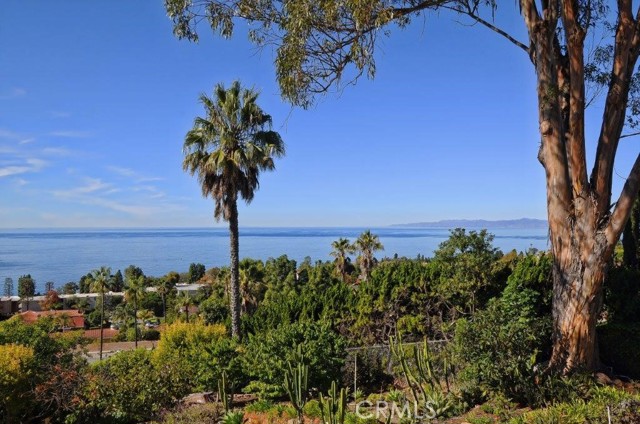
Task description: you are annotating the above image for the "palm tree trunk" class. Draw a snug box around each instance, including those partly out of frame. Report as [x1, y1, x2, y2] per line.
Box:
[100, 292, 104, 361]
[162, 294, 167, 322]
[134, 297, 138, 349]
[229, 200, 241, 340]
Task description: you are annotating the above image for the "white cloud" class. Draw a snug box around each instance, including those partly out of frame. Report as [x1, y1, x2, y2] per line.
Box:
[41, 147, 74, 156]
[53, 177, 113, 197]
[0, 87, 26, 100]
[19, 138, 35, 145]
[0, 158, 47, 178]
[107, 166, 136, 177]
[49, 130, 92, 138]
[0, 128, 21, 140]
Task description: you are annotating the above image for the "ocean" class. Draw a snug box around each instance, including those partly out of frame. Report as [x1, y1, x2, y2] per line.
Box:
[0, 227, 550, 292]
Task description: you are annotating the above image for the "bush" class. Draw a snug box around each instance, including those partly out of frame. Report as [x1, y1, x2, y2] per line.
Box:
[154, 321, 243, 392]
[243, 321, 347, 399]
[0, 344, 36, 421]
[455, 252, 553, 406]
[72, 349, 190, 423]
[598, 322, 640, 378]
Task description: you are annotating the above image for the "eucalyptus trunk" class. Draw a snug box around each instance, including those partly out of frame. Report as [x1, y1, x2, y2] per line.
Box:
[521, 0, 640, 372]
[228, 200, 241, 340]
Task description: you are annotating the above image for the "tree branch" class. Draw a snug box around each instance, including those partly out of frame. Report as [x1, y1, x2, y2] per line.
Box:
[605, 153, 640, 246]
[443, 4, 529, 52]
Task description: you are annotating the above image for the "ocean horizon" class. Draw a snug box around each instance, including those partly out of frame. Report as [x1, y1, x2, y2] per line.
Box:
[0, 226, 550, 293]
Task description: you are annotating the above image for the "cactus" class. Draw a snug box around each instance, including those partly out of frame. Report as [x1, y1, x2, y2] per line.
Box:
[283, 346, 310, 424]
[389, 335, 454, 420]
[319, 381, 347, 424]
[218, 370, 234, 414]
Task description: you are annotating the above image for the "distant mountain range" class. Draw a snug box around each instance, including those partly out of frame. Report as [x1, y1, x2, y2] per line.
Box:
[392, 218, 548, 229]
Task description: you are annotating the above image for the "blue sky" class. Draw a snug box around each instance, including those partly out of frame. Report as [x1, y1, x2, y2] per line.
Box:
[0, 2, 636, 228]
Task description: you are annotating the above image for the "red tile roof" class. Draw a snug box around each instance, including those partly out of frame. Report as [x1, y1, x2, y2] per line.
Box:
[19, 309, 85, 329]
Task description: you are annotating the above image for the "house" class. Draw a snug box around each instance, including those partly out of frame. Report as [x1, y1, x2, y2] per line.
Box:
[19, 309, 85, 329]
[0, 296, 20, 316]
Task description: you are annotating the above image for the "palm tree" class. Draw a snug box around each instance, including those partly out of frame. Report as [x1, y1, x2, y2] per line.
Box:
[88, 266, 111, 361]
[330, 238, 355, 280]
[124, 275, 145, 348]
[182, 81, 285, 339]
[156, 275, 177, 321]
[354, 230, 384, 281]
[175, 291, 193, 323]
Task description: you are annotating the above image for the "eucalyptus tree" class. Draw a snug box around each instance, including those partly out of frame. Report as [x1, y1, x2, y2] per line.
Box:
[354, 231, 384, 281]
[166, 0, 640, 372]
[330, 238, 355, 281]
[124, 275, 146, 348]
[182, 80, 285, 339]
[88, 266, 112, 360]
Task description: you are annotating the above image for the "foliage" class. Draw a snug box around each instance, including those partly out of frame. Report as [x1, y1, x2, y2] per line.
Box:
[188, 262, 206, 283]
[508, 387, 640, 424]
[598, 322, 640, 378]
[604, 266, 640, 323]
[161, 403, 222, 424]
[3, 277, 13, 298]
[72, 349, 190, 424]
[17, 274, 35, 301]
[199, 294, 229, 324]
[154, 321, 243, 391]
[243, 321, 347, 399]
[342, 348, 393, 395]
[0, 344, 35, 421]
[40, 290, 63, 311]
[354, 230, 384, 281]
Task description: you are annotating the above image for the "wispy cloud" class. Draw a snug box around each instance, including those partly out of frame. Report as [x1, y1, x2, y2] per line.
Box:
[41, 146, 75, 157]
[0, 158, 47, 178]
[107, 165, 165, 183]
[0, 87, 26, 100]
[0, 128, 21, 140]
[19, 138, 35, 145]
[107, 166, 136, 177]
[49, 130, 92, 138]
[52, 177, 113, 197]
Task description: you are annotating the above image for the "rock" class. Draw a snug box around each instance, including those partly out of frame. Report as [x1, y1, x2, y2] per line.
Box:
[595, 372, 613, 385]
[182, 391, 215, 405]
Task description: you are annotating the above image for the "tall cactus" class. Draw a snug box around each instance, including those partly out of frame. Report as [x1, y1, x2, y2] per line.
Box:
[283, 346, 310, 424]
[389, 335, 454, 419]
[319, 381, 347, 424]
[218, 370, 234, 413]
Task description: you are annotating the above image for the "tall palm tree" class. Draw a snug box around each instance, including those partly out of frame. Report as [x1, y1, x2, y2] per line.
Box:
[354, 230, 384, 281]
[182, 80, 285, 339]
[330, 238, 355, 280]
[88, 266, 111, 361]
[124, 275, 146, 348]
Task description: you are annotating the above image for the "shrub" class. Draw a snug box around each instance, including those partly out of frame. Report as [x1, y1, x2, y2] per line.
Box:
[598, 322, 640, 378]
[72, 349, 190, 423]
[0, 344, 35, 421]
[455, 253, 553, 406]
[161, 404, 222, 424]
[243, 321, 347, 399]
[154, 321, 243, 391]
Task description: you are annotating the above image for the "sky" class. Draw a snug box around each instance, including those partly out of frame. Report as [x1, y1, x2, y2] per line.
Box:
[0, 2, 637, 228]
